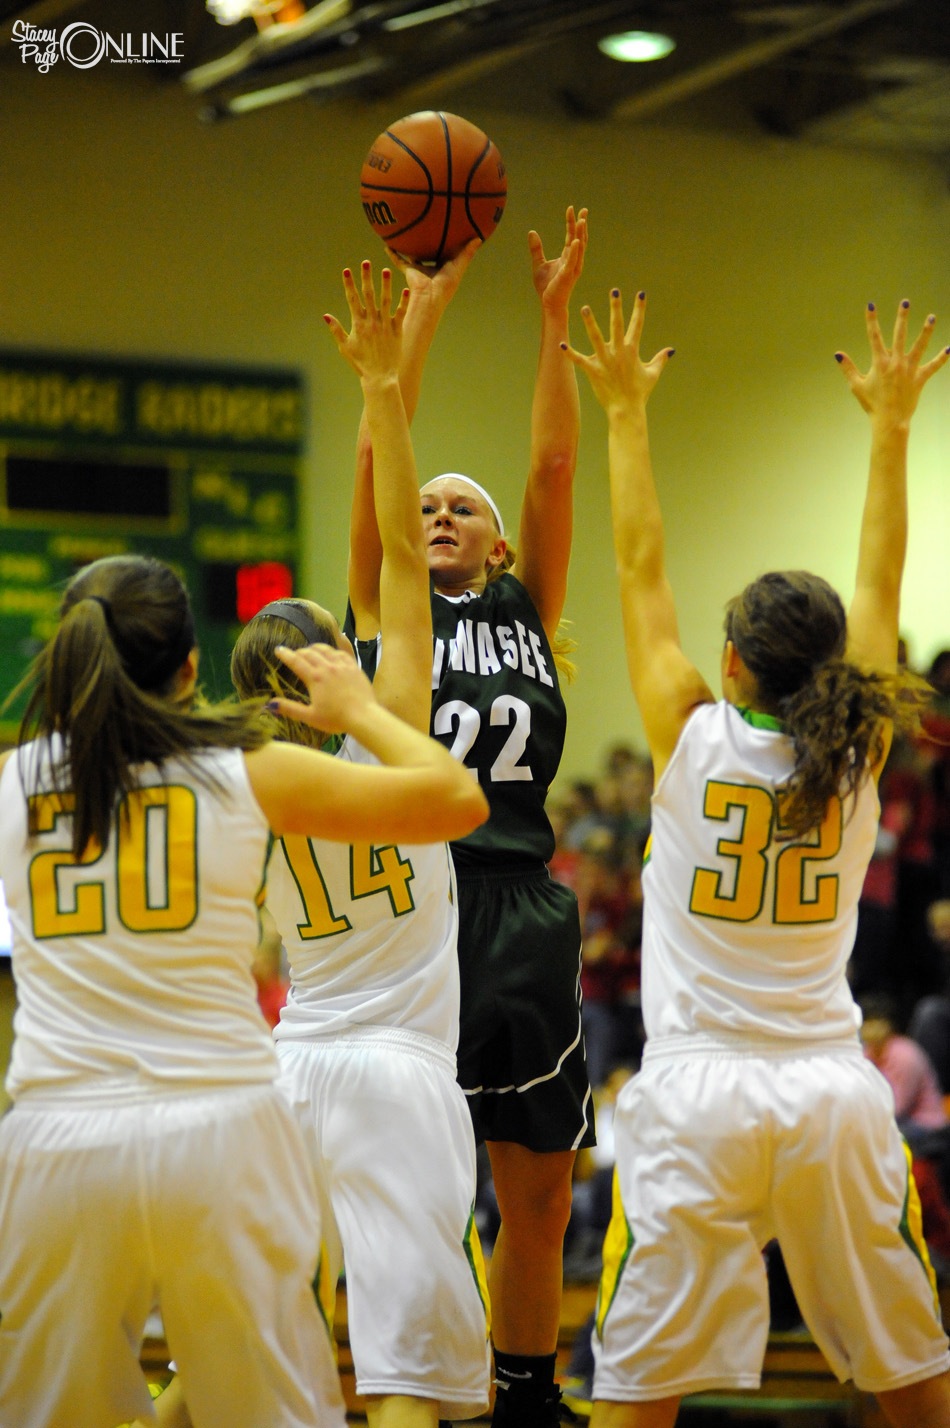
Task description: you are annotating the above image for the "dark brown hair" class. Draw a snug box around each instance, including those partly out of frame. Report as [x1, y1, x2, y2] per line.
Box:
[725, 570, 931, 837]
[14, 554, 272, 858]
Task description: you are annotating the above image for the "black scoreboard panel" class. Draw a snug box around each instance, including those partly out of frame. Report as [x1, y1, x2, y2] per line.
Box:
[0, 351, 304, 742]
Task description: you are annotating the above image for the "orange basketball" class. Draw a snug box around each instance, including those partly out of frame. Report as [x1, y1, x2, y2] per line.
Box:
[360, 111, 507, 267]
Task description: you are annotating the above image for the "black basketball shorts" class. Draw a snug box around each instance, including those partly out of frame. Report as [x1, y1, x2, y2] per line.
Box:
[454, 865, 595, 1153]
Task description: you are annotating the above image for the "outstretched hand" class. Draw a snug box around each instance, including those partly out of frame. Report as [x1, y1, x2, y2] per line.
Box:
[563, 288, 674, 415]
[530, 205, 588, 312]
[384, 236, 481, 323]
[270, 643, 376, 736]
[323, 260, 409, 383]
[836, 299, 948, 422]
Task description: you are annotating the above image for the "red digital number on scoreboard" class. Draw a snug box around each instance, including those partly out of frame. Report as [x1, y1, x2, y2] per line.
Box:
[236, 562, 294, 623]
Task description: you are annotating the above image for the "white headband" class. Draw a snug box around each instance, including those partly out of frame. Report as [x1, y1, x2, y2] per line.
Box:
[421, 473, 506, 538]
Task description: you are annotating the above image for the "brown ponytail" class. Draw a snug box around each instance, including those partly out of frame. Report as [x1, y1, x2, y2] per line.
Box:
[13, 555, 272, 858]
[726, 571, 930, 837]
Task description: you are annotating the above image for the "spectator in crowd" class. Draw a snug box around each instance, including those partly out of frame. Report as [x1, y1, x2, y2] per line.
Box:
[860, 993, 950, 1273]
[908, 900, 950, 1098]
[576, 832, 640, 1091]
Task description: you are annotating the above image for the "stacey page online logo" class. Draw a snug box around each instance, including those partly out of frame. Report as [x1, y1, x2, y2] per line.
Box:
[12, 21, 184, 71]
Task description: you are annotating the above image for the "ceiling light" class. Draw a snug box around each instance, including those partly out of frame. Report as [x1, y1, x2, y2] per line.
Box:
[598, 30, 676, 63]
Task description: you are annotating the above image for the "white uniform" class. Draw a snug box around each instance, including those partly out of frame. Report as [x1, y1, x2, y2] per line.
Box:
[268, 734, 491, 1421]
[0, 738, 345, 1428]
[594, 702, 950, 1401]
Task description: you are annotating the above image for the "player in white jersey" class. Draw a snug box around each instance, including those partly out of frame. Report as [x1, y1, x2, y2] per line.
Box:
[231, 261, 492, 1428]
[566, 293, 950, 1428]
[0, 549, 487, 1428]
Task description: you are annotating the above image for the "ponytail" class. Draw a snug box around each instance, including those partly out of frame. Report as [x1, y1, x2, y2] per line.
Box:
[12, 555, 272, 859]
[778, 659, 929, 837]
[726, 569, 932, 837]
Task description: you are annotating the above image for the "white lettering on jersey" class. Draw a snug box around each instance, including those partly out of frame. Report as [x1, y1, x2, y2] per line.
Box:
[476, 623, 502, 676]
[432, 620, 551, 684]
[432, 638, 446, 689]
[449, 620, 477, 672]
[529, 629, 553, 687]
[496, 625, 518, 669]
[515, 621, 536, 678]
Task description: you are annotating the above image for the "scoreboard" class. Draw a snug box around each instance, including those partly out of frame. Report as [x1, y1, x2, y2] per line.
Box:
[0, 350, 304, 741]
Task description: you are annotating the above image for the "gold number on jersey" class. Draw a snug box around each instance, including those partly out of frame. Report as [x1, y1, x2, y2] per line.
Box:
[28, 786, 199, 937]
[280, 838, 416, 939]
[29, 793, 106, 938]
[117, 786, 199, 933]
[690, 782, 773, 922]
[351, 842, 415, 916]
[773, 793, 842, 924]
[281, 835, 352, 939]
[689, 780, 842, 925]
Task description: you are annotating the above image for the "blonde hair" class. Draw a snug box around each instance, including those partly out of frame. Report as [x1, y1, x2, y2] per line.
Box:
[230, 599, 337, 749]
[490, 542, 577, 682]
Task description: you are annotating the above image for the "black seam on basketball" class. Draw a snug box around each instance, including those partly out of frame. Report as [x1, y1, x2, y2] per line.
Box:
[362, 182, 507, 199]
[383, 129, 436, 190]
[464, 138, 492, 240]
[436, 112, 452, 265]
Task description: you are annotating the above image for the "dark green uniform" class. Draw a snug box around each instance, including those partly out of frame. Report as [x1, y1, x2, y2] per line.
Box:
[347, 574, 593, 1151]
[429, 575, 593, 1151]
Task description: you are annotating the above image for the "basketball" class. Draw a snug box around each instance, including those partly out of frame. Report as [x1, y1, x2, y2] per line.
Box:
[360, 111, 507, 267]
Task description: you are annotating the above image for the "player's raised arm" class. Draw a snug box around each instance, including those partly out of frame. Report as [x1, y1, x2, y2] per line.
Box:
[347, 242, 481, 638]
[515, 205, 587, 641]
[838, 300, 948, 678]
[246, 641, 489, 843]
[565, 289, 713, 778]
[325, 259, 433, 732]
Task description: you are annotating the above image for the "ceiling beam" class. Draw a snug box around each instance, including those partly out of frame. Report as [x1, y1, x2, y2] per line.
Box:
[611, 0, 909, 120]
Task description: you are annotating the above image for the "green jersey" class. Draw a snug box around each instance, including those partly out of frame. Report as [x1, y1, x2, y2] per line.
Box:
[429, 574, 566, 870]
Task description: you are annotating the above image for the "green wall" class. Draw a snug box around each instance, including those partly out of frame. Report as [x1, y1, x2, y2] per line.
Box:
[2, 62, 948, 784]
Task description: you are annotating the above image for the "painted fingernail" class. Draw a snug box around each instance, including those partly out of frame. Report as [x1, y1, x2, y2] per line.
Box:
[611, 288, 620, 298]
[638, 291, 646, 300]
[666, 348, 675, 358]
[264, 700, 279, 712]
[928, 314, 936, 324]
[867, 301, 875, 311]
[559, 342, 568, 350]
[322, 313, 333, 324]
[834, 353, 844, 362]
[901, 299, 910, 309]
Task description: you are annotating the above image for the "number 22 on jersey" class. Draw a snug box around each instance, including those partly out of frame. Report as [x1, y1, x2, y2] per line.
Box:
[689, 780, 842, 925]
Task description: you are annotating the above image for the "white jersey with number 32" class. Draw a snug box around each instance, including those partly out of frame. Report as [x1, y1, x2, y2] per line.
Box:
[642, 701, 878, 1044]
